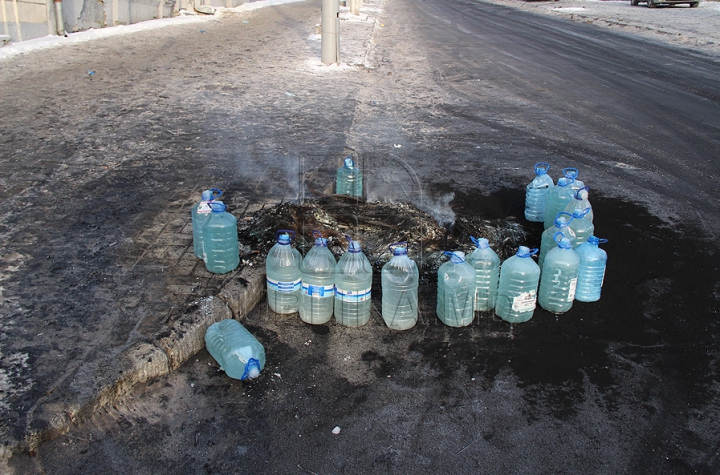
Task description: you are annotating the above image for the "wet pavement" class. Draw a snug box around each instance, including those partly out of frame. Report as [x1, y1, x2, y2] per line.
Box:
[2, 0, 720, 473]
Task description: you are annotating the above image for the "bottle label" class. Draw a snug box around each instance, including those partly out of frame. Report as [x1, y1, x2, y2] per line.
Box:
[512, 290, 537, 312]
[568, 278, 578, 300]
[267, 277, 301, 293]
[335, 286, 371, 302]
[197, 200, 212, 214]
[302, 283, 335, 298]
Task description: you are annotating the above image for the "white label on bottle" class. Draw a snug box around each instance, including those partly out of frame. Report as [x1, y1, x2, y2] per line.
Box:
[267, 277, 301, 293]
[302, 283, 335, 298]
[512, 290, 537, 312]
[568, 278, 578, 300]
[197, 201, 212, 214]
[335, 287, 371, 302]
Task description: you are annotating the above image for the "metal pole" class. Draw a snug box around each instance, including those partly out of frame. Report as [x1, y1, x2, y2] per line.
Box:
[321, 0, 339, 65]
[1, 0, 9, 36]
[53, 0, 65, 36]
[11, 0, 20, 41]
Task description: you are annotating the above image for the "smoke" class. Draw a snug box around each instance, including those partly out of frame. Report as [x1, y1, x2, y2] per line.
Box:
[418, 192, 456, 227]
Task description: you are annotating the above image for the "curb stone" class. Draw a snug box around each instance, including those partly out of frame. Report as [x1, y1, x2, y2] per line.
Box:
[7, 268, 266, 460]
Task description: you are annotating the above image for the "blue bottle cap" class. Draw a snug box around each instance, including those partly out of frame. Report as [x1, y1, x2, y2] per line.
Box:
[345, 235, 362, 253]
[389, 242, 408, 256]
[517, 246, 538, 258]
[574, 186, 590, 200]
[557, 177, 573, 187]
[242, 358, 261, 380]
[572, 207, 591, 219]
[534, 162, 550, 175]
[563, 167, 579, 179]
[344, 156, 355, 169]
[554, 212, 573, 228]
[276, 229, 296, 244]
[201, 190, 214, 201]
[312, 230, 328, 247]
[278, 233, 291, 245]
[470, 236, 489, 249]
[558, 238, 573, 250]
[210, 201, 226, 213]
[587, 236, 608, 245]
[444, 251, 465, 264]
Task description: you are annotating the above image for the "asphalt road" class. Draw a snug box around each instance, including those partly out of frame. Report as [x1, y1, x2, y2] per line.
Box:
[5, 0, 720, 473]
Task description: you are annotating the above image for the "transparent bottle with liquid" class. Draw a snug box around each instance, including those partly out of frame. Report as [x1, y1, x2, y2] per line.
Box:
[192, 188, 222, 259]
[336, 156, 363, 197]
[202, 201, 239, 274]
[381, 242, 419, 330]
[539, 212, 576, 270]
[524, 162, 554, 222]
[563, 186, 593, 223]
[266, 230, 303, 314]
[574, 236, 608, 302]
[538, 234, 580, 314]
[568, 207, 594, 247]
[205, 319, 265, 381]
[334, 236, 373, 327]
[299, 231, 337, 324]
[437, 251, 477, 327]
[544, 177, 576, 229]
[466, 237, 500, 312]
[495, 246, 541, 324]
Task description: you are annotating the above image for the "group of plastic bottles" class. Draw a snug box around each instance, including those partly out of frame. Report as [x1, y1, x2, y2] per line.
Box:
[518, 163, 608, 319]
[191, 188, 240, 274]
[266, 230, 422, 329]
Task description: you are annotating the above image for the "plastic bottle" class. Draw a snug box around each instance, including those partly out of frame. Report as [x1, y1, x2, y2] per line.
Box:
[202, 201, 239, 274]
[466, 237, 500, 312]
[524, 162, 554, 222]
[204, 319, 265, 381]
[495, 246, 541, 324]
[266, 230, 303, 314]
[544, 177, 576, 229]
[568, 207, 594, 247]
[563, 186, 594, 223]
[562, 167, 585, 192]
[538, 234, 580, 314]
[574, 236, 608, 302]
[192, 188, 222, 259]
[437, 251, 477, 327]
[336, 156, 363, 197]
[334, 236, 373, 327]
[381, 242, 419, 330]
[539, 212, 576, 270]
[299, 231, 337, 325]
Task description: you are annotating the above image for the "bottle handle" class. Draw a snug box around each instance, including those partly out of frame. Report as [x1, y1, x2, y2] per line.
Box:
[534, 162, 550, 175]
[562, 167, 579, 179]
[388, 241, 408, 253]
[209, 188, 223, 200]
[574, 186, 590, 200]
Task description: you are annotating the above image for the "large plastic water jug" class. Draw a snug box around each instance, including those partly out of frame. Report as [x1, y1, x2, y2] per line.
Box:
[495, 246, 541, 324]
[299, 231, 337, 324]
[562, 167, 585, 192]
[538, 234, 580, 314]
[466, 237, 500, 312]
[202, 201, 239, 274]
[334, 236, 373, 327]
[539, 212, 576, 270]
[574, 236, 608, 302]
[381, 242, 419, 330]
[266, 230, 303, 314]
[205, 319, 265, 381]
[437, 251, 476, 327]
[568, 207, 594, 247]
[192, 188, 222, 259]
[544, 177, 576, 229]
[524, 162, 554, 222]
[336, 156, 363, 197]
[563, 187, 593, 223]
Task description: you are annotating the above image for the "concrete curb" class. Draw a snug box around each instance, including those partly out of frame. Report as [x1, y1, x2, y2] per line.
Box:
[10, 267, 266, 458]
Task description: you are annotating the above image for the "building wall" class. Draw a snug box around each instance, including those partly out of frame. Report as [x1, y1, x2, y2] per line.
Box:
[0, 0, 247, 42]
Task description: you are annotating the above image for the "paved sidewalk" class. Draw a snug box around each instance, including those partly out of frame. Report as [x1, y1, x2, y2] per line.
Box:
[0, 0, 383, 465]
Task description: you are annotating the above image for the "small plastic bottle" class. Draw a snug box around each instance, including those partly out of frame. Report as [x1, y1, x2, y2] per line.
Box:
[562, 167, 585, 192]
[381, 242, 419, 330]
[495, 246, 541, 324]
[202, 201, 239, 274]
[266, 230, 303, 314]
[192, 188, 222, 259]
[437, 251, 477, 327]
[568, 207, 594, 247]
[334, 236, 373, 327]
[524, 162, 554, 222]
[574, 236, 608, 302]
[204, 319, 265, 381]
[538, 234, 580, 314]
[466, 237, 500, 312]
[544, 177, 576, 229]
[336, 156, 363, 197]
[563, 187, 594, 223]
[539, 212, 576, 270]
[299, 231, 337, 325]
